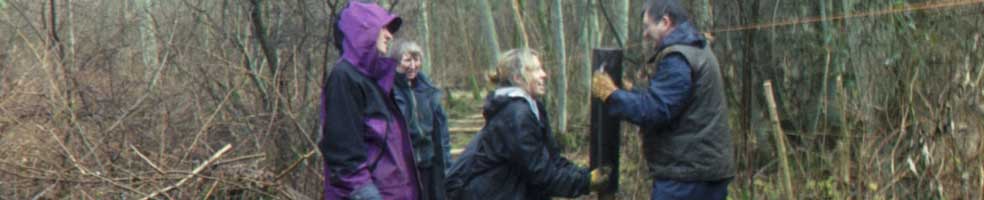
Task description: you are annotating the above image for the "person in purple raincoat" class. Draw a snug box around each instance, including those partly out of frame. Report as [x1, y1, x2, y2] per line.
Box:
[319, 1, 420, 200]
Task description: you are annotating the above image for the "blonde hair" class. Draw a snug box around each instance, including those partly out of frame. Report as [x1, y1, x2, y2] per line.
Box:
[488, 48, 541, 86]
[388, 39, 423, 59]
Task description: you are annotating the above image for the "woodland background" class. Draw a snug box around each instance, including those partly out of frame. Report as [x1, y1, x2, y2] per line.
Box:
[0, 0, 982, 199]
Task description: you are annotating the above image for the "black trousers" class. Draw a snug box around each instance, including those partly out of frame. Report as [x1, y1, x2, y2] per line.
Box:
[417, 164, 447, 200]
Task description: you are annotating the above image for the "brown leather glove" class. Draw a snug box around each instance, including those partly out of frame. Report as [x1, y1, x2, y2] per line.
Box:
[592, 69, 617, 101]
[589, 167, 612, 192]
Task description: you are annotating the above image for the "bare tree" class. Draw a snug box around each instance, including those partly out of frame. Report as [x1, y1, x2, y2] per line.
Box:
[511, 0, 529, 48]
[551, 0, 567, 134]
[418, 0, 433, 74]
[478, 0, 500, 70]
[581, 0, 599, 110]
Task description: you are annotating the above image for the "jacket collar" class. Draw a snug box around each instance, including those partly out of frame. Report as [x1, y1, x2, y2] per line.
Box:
[492, 87, 540, 122]
[656, 22, 706, 52]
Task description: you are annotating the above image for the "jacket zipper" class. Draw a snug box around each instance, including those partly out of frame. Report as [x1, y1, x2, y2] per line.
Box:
[394, 89, 427, 199]
[407, 90, 427, 199]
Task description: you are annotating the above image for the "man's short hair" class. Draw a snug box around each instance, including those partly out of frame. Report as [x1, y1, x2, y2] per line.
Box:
[644, 0, 690, 25]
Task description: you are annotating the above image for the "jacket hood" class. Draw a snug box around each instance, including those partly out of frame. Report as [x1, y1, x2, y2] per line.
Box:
[658, 22, 706, 51]
[482, 87, 540, 122]
[338, 2, 403, 93]
[649, 22, 707, 64]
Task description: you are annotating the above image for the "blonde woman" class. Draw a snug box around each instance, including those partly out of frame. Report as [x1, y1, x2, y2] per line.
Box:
[445, 49, 607, 200]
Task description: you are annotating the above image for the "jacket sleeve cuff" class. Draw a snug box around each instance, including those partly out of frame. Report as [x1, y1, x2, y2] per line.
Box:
[582, 172, 593, 194]
[350, 183, 383, 200]
[605, 90, 628, 115]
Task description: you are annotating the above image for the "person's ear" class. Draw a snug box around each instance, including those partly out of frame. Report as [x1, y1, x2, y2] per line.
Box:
[511, 74, 525, 86]
[662, 15, 673, 27]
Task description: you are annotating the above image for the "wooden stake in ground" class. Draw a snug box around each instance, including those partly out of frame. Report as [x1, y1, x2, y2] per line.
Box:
[590, 48, 623, 200]
[763, 80, 795, 199]
[836, 75, 852, 195]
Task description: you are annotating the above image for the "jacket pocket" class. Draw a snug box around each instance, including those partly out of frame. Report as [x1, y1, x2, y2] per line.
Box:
[364, 117, 411, 189]
[364, 117, 388, 141]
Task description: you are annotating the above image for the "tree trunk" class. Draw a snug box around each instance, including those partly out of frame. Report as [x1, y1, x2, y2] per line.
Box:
[740, 0, 761, 198]
[695, 0, 713, 29]
[250, 0, 289, 175]
[511, 0, 529, 47]
[419, 0, 432, 75]
[613, 0, 628, 47]
[248, 0, 272, 109]
[478, 0, 501, 70]
[138, 0, 159, 81]
[551, 0, 566, 134]
[839, 0, 857, 195]
[581, 0, 598, 114]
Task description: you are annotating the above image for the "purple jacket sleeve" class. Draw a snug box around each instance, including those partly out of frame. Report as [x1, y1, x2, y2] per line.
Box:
[320, 71, 375, 196]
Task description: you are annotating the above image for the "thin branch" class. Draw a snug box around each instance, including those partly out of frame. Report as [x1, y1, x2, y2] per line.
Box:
[43, 124, 88, 175]
[386, 0, 400, 12]
[130, 145, 165, 175]
[214, 153, 266, 166]
[203, 180, 221, 199]
[29, 184, 56, 200]
[274, 149, 317, 181]
[5, 1, 48, 42]
[102, 19, 179, 134]
[596, 1, 624, 48]
[141, 144, 233, 200]
[182, 78, 245, 162]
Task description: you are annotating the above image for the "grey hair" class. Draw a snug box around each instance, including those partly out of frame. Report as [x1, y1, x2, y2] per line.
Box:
[488, 48, 541, 87]
[388, 39, 423, 59]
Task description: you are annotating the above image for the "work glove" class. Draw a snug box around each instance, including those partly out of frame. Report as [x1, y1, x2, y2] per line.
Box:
[592, 69, 617, 101]
[589, 166, 612, 192]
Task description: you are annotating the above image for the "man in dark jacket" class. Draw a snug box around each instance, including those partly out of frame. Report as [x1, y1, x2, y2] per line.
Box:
[446, 49, 607, 200]
[392, 40, 451, 200]
[591, 0, 735, 199]
[320, 2, 420, 200]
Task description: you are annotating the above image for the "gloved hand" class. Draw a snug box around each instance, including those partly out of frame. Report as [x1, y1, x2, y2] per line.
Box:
[592, 69, 617, 101]
[351, 184, 383, 200]
[589, 166, 612, 192]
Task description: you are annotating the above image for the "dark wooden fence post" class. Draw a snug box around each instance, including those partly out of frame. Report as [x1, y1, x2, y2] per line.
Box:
[590, 48, 623, 200]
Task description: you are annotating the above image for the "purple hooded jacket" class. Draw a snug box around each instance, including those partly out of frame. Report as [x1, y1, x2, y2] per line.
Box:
[320, 2, 418, 200]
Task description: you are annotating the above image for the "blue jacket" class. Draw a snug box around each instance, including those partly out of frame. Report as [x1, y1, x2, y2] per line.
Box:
[394, 73, 451, 169]
[606, 22, 704, 129]
[394, 72, 451, 200]
[446, 88, 590, 200]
